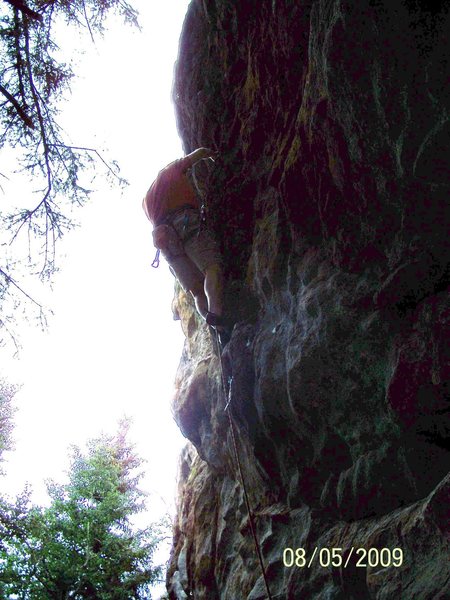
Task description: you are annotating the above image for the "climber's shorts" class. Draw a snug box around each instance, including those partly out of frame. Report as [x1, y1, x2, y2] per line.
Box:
[165, 208, 222, 293]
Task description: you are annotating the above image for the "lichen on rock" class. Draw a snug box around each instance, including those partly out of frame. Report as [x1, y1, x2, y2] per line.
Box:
[166, 1, 449, 598]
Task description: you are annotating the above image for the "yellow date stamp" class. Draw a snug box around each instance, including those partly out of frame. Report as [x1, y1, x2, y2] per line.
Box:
[283, 547, 404, 569]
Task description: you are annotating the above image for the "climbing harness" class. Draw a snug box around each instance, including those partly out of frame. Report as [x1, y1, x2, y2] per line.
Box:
[150, 205, 197, 269]
[214, 330, 273, 600]
[150, 223, 185, 268]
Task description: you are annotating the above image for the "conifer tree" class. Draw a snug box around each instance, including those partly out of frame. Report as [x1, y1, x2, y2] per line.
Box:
[0, 420, 164, 599]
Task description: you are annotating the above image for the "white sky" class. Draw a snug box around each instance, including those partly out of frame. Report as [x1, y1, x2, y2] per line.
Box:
[1, 1, 192, 582]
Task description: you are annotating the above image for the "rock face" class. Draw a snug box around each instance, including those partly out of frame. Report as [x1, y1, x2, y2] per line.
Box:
[167, 1, 449, 599]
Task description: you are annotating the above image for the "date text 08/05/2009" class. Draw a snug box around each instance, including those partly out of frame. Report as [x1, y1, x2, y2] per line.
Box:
[283, 547, 404, 569]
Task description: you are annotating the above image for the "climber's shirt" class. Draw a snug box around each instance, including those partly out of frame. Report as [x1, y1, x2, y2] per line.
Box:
[144, 158, 222, 292]
[143, 158, 199, 226]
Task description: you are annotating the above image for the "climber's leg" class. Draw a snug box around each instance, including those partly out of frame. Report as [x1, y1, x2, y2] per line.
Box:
[190, 280, 209, 320]
[204, 262, 223, 318]
[184, 220, 223, 314]
[168, 253, 206, 320]
[178, 213, 231, 347]
[203, 264, 232, 349]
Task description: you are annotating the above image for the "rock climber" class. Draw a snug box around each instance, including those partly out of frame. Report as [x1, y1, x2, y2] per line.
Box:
[143, 147, 231, 348]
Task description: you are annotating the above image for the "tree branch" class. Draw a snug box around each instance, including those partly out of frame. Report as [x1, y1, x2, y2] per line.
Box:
[13, 7, 29, 109]
[49, 143, 127, 184]
[81, 0, 95, 44]
[0, 317, 20, 354]
[22, 18, 52, 201]
[0, 266, 43, 309]
[0, 83, 34, 129]
[4, 0, 43, 23]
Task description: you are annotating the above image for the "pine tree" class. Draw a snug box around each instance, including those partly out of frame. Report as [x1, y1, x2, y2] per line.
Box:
[0, 420, 164, 599]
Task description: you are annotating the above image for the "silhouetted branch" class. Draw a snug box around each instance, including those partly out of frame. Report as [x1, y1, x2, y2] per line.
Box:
[4, 0, 43, 22]
[49, 143, 127, 183]
[0, 266, 43, 309]
[0, 83, 34, 129]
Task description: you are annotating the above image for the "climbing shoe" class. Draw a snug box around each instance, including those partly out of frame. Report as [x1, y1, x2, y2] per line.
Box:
[205, 311, 231, 328]
[205, 312, 233, 351]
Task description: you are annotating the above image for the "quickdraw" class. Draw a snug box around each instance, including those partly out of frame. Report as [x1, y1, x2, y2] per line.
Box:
[191, 158, 213, 235]
[151, 248, 161, 268]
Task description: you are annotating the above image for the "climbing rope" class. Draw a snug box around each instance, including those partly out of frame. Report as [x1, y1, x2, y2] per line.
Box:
[214, 330, 273, 600]
[194, 153, 272, 596]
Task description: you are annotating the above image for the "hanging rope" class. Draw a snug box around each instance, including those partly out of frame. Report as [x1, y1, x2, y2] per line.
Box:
[194, 153, 272, 595]
[214, 330, 273, 600]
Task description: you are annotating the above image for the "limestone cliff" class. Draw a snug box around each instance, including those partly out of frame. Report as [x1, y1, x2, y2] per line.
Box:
[166, 1, 449, 598]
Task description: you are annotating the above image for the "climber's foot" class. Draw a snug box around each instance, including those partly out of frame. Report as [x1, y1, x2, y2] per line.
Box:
[206, 312, 233, 351]
[205, 311, 232, 328]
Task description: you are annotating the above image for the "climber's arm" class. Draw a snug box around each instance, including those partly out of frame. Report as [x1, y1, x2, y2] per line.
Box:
[180, 147, 218, 171]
